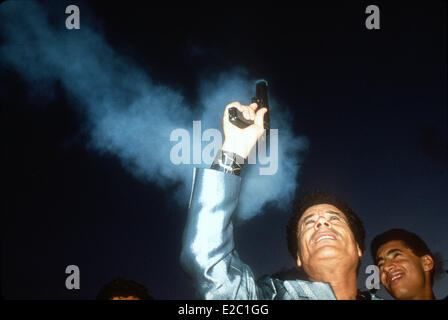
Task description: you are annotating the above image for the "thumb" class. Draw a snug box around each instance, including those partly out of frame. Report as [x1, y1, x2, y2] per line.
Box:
[254, 108, 268, 128]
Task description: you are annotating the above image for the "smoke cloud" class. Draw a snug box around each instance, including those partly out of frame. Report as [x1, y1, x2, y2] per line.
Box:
[0, 2, 307, 221]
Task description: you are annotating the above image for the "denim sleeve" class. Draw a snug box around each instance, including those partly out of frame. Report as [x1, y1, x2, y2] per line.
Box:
[180, 168, 264, 299]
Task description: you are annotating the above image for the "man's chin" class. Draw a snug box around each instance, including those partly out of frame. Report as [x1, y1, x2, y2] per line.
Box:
[312, 245, 343, 259]
[389, 288, 412, 300]
[387, 282, 413, 300]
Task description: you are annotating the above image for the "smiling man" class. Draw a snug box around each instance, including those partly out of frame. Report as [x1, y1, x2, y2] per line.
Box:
[285, 191, 369, 299]
[180, 101, 380, 300]
[371, 229, 437, 300]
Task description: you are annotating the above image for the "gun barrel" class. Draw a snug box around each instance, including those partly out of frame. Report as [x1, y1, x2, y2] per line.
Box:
[254, 80, 270, 131]
[229, 80, 270, 131]
[255, 80, 269, 109]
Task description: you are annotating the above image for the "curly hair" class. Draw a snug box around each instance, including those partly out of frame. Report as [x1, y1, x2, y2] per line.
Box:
[96, 277, 153, 300]
[286, 190, 366, 263]
[370, 228, 444, 284]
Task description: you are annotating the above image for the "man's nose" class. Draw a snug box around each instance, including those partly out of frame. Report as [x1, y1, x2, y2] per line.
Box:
[383, 260, 396, 273]
[314, 216, 330, 229]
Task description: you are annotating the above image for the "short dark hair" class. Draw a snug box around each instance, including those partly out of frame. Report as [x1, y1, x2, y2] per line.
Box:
[96, 277, 153, 300]
[370, 229, 439, 284]
[286, 190, 366, 262]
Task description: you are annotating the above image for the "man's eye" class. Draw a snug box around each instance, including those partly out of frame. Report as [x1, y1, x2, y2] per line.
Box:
[330, 216, 340, 221]
[393, 253, 401, 258]
[305, 220, 314, 225]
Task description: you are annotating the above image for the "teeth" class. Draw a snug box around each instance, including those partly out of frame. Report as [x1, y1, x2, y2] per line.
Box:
[391, 275, 402, 281]
[316, 235, 335, 242]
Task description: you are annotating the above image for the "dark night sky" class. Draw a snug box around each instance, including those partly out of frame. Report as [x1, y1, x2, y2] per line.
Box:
[1, 1, 447, 299]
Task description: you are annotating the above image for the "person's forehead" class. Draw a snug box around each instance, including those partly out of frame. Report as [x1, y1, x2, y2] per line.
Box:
[300, 203, 346, 220]
[376, 240, 409, 258]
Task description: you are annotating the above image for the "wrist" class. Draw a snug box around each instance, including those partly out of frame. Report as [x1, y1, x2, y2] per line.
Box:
[210, 149, 245, 176]
[222, 139, 250, 159]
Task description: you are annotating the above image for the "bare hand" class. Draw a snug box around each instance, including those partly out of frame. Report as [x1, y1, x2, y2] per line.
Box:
[221, 101, 268, 159]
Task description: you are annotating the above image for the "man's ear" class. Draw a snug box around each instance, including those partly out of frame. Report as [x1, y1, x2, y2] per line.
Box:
[357, 243, 363, 258]
[296, 253, 302, 268]
[421, 254, 434, 272]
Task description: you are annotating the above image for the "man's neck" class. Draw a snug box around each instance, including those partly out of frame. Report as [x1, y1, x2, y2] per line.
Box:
[308, 268, 359, 300]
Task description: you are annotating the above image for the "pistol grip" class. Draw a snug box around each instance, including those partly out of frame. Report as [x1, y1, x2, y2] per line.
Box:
[228, 107, 254, 129]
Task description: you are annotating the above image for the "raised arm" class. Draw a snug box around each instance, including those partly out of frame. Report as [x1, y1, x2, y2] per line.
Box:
[180, 101, 268, 299]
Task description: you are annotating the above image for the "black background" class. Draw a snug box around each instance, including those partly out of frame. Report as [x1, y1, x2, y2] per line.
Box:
[1, 1, 447, 300]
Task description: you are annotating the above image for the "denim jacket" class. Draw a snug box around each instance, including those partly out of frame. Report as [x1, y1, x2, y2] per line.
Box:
[180, 168, 381, 300]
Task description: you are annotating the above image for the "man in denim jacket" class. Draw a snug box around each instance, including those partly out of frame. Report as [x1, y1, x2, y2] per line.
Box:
[181, 101, 381, 300]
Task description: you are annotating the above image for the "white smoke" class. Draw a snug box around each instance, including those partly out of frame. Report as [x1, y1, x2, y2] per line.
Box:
[0, 1, 308, 221]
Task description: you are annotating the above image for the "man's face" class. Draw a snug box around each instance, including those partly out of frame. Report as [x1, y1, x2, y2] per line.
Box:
[296, 204, 362, 273]
[376, 240, 433, 300]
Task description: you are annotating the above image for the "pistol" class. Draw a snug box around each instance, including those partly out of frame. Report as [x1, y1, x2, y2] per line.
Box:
[228, 80, 270, 132]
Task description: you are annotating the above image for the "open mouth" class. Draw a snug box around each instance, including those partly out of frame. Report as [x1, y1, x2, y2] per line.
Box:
[314, 233, 337, 243]
[387, 272, 404, 286]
